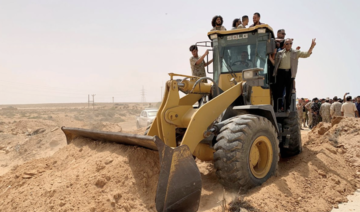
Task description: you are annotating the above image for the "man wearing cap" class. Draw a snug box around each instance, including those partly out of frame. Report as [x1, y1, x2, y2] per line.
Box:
[320, 98, 331, 123]
[330, 96, 342, 118]
[311, 98, 320, 127]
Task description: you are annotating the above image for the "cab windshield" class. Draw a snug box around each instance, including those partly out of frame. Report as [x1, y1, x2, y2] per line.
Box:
[213, 32, 270, 85]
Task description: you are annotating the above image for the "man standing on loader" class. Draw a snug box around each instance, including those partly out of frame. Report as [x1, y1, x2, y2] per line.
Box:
[189, 45, 213, 79]
[271, 38, 316, 112]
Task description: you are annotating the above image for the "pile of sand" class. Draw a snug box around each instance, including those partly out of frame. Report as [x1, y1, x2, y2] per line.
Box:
[0, 138, 160, 212]
[0, 120, 65, 175]
[1, 118, 360, 212]
[238, 117, 360, 212]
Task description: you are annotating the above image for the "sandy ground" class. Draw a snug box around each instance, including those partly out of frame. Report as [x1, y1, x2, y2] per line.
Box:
[0, 104, 360, 212]
[332, 189, 360, 212]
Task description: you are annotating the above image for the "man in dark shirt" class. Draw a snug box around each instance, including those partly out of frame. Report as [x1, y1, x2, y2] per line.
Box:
[311, 98, 320, 128]
[356, 96, 360, 117]
[249, 12, 263, 27]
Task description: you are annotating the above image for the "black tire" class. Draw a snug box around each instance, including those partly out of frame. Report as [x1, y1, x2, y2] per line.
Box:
[280, 111, 302, 157]
[213, 114, 279, 192]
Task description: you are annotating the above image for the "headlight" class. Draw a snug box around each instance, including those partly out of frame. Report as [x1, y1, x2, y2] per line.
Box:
[243, 71, 254, 79]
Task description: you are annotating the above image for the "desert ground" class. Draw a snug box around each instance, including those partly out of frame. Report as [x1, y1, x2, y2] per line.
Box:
[0, 103, 360, 212]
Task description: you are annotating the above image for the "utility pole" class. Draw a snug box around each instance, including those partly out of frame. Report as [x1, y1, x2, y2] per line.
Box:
[112, 97, 114, 103]
[88, 94, 90, 108]
[141, 86, 146, 103]
[92, 94, 95, 109]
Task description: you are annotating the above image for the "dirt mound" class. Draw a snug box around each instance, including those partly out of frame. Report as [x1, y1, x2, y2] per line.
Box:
[0, 119, 65, 175]
[0, 138, 160, 212]
[1, 118, 360, 212]
[238, 118, 360, 212]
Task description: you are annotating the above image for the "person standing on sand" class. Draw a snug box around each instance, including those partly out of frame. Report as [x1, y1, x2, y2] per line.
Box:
[355, 96, 360, 118]
[296, 98, 304, 129]
[320, 98, 331, 123]
[311, 98, 320, 127]
[330, 96, 342, 118]
[305, 100, 313, 128]
[341, 95, 359, 118]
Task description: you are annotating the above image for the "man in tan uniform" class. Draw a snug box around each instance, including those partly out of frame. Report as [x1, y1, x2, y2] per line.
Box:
[320, 98, 331, 123]
[330, 96, 342, 118]
[296, 98, 304, 129]
[305, 100, 313, 128]
[341, 95, 359, 117]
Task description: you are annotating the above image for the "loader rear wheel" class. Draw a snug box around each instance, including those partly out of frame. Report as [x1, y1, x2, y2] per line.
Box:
[280, 111, 302, 157]
[213, 114, 279, 192]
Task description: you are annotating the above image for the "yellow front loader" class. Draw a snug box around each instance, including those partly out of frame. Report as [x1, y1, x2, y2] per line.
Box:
[62, 25, 302, 212]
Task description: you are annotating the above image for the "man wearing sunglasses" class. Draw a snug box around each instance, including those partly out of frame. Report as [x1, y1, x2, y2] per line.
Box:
[271, 38, 317, 112]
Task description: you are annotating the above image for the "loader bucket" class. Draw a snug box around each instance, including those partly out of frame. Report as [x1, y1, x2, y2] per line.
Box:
[154, 137, 201, 212]
[61, 127, 157, 150]
[61, 127, 202, 212]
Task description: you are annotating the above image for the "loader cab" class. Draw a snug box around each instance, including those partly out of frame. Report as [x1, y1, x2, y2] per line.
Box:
[208, 25, 275, 90]
[208, 25, 275, 105]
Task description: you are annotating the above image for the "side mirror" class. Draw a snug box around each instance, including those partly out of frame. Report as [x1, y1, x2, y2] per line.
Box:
[266, 38, 275, 55]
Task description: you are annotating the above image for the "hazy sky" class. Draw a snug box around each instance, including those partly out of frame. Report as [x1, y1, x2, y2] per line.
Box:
[1, 0, 359, 104]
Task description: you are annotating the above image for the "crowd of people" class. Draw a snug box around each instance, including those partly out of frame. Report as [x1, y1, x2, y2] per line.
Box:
[210, 13, 263, 32]
[189, 12, 317, 114]
[296, 94, 360, 130]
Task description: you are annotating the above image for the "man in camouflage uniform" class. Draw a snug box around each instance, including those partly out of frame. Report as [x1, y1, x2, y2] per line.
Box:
[296, 98, 304, 129]
[305, 99, 313, 128]
[311, 98, 320, 128]
[189, 45, 213, 78]
[189, 45, 213, 105]
[319, 98, 331, 123]
[330, 96, 342, 118]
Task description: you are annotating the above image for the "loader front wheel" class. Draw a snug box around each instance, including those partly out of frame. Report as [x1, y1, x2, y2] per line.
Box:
[214, 114, 279, 192]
